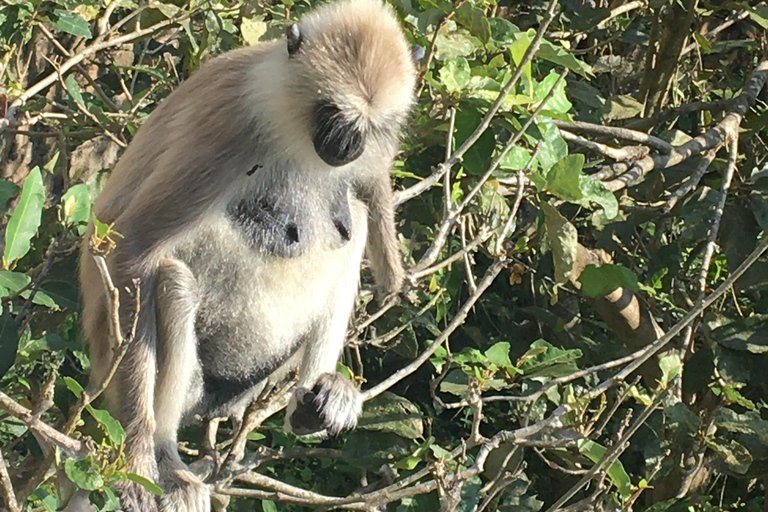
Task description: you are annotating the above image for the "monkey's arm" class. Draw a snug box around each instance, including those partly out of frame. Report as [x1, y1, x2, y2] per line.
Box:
[359, 175, 405, 296]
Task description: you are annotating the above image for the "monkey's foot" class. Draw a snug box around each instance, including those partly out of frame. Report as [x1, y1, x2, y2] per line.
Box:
[157, 449, 211, 512]
[114, 479, 159, 512]
[290, 372, 362, 436]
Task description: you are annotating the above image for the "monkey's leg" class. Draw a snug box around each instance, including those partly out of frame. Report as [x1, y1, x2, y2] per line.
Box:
[288, 211, 368, 436]
[155, 259, 210, 512]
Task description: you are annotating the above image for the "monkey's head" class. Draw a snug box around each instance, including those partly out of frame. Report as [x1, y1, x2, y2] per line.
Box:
[286, 0, 419, 168]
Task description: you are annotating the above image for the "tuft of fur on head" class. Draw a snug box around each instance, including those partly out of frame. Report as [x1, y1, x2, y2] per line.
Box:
[291, 0, 417, 129]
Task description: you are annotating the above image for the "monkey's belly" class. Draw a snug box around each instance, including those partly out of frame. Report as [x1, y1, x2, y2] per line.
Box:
[174, 198, 368, 416]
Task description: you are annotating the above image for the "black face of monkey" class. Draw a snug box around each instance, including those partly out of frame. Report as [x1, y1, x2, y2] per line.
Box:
[312, 100, 366, 167]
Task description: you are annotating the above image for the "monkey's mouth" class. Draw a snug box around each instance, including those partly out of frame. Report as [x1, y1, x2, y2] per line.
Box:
[312, 100, 365, 167]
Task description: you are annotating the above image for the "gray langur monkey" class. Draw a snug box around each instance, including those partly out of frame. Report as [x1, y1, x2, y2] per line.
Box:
[78, 0, 418, 510]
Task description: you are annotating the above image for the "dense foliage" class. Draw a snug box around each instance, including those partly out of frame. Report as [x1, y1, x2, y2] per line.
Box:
[2, 0, 768, 510]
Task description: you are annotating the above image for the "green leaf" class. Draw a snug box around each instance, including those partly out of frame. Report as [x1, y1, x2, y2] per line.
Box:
[533, 118, 567, 172]
[247, 431, 266, 441]
[536, 39, 592, 77]
[710, 315, 768, 354]
[578, 174, 618, 219]
[63, 376, 85, 395]
[64, 75, 85, 109]
[0, 180, 20, 214]
[358, 392, 423, 439]
[0, 270, 31, 295]
[705, 438, 752, 474]
[508, 30, 533, 93]
[4, 167, 44, 268]
[0, 312, 19, 380]
[484, 342, 519, 372]
[499, 145, 532, 171]
[32, 487, 58, 512]
[544, 154, 584, 202]
[578, 264, 639, 298]
[38, 281, 80, 311]
[658, 353, 682, 388]
[64, 457, 104, 491]
[61, 184, 91, 227]
[534, 71, 572, 114]
[577, 439, 632, 498]
[125, 473, 163, 496]
[519, 339, 582, 379]
[241, 16, 267, 45]
[88, 407, 126, 445]
[51, 9, 91, 38]
[542, 202, 577, 286]
[439, 57, 471, 93]
[261, 500, 278, 512]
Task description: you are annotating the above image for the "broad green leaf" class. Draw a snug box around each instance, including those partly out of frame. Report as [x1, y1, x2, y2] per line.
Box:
[39, 281, 80, 311]
[0, 312, 19, 380]
[32, 487, 58, 512]
[658, 353, 682, 388]
[247, 431, 266, 441]
[64, 457, 104, 491]
[578, 264, 639, 298]
[51, 9, 91, 38]
[577, 439, 632, 498]
[484, 342, 519, 373]
[578, 175, 618, 219]
[64, 75, 85, 109]
[488, 17, 520, 45]
[261, 501, 278, 512]
[533, 118, 567, 172]
[534, 71, 572, 114]
[64, 376, 85, 395]
[499, 145, 532, 171]
[519, 339, 582, 379]
[439, 57, 471, 93]
[358, 392, 423, 439]
[61, 184, 91, 227]
[715, 408, 768, 446]
[545, 154, 584, 202]
[88, 407, 126, 445]
[4, 167, 44, 268]
[0, 270, 31, 295]
[508, 30, 533, 93]
[705, 438, 752, 474]
[0, 180, 20, 214]
[154, 3, 180, 18]
[536, 40, 592, 77]
[241, 17, 267, 45]
[710, 315, 768, 354]
[126, 473, 163, 495]
[542, 202, 577, 286]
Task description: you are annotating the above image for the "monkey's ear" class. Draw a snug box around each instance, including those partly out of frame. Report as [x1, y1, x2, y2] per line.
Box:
[287, 24, 303, 56]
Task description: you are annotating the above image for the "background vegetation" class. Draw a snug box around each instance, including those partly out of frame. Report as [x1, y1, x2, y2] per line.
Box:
[2, 0, 768, 510]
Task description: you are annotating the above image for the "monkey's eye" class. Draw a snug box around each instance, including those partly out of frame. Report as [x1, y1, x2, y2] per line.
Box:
[312, 101, 366, 167]
[411, 44, 425, 64]
[287, 24, 302, 56]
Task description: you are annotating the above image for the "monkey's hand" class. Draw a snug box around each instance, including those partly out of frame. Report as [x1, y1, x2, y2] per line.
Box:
[114, 479, 159, 512]
[289, 373, 362, 436]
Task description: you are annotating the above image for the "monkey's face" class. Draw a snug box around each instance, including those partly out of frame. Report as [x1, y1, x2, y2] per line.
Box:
[286, 0, 419, 168]
[311, 99, 366, 167]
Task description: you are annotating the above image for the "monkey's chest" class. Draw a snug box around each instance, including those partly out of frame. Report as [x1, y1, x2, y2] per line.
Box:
[226, 180, 353, 258]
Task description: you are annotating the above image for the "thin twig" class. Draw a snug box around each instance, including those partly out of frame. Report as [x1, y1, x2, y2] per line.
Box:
[0, 450, 20, 512]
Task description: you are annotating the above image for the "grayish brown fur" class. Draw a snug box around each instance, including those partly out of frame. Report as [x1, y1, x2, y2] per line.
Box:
[78, 1, 416, 510]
